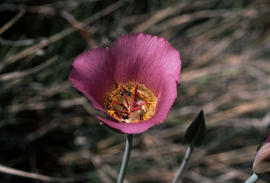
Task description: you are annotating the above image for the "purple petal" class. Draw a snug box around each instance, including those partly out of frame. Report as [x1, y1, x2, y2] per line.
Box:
[107, 33, 181, 94]
[69, 48, 114, 110]
[97, 78, 178, 134]
[70, 33, 181, 134]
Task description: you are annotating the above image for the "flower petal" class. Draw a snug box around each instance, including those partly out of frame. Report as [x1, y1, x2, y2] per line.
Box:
[97, 78, 178, 134]
[69, 48, 114, 110]
[152, 76, 179, 125]
[107, 33, 181, 94]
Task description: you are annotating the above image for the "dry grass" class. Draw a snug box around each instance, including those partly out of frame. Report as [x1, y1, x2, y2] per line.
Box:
[0, 0, 270, 182]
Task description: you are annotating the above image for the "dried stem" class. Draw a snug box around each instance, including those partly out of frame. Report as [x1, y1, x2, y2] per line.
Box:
[0, 164, 74, 182]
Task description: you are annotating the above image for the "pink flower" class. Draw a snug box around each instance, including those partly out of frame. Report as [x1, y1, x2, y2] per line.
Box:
[253, 133, 270, 174]
[69, 33, 181, 134]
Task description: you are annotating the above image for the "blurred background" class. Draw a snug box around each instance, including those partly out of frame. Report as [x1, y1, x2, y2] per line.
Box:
[0, 0, 270, 182]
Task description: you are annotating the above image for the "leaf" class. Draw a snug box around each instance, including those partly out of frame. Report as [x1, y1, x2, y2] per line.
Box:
[184, 110, 206, 147]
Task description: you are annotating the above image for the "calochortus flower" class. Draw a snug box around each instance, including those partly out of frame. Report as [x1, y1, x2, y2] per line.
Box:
[69, 33, 181, 134]
[253, 133, 270, 174]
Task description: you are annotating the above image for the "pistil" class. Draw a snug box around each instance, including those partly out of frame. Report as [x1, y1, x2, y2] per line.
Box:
[121, 86, 130, 107]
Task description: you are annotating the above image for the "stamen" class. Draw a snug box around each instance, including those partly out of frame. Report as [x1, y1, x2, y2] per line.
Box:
[137, 91, 149, 100]
[112, 100, 128, 110]
[132, 82, 138, 106]
[131, 102, 151, 112]
[121, 86, 129, 107]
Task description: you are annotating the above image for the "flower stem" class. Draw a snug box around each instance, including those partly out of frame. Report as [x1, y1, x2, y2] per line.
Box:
[171, 145, 193, 183]
[244, 173, 259, 183]
[117, 134, 133, 183]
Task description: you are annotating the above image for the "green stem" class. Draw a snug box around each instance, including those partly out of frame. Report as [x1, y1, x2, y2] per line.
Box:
[171, 145, 193, 183]
[117, 134, 133, 183]
[244, 173, 259, 183]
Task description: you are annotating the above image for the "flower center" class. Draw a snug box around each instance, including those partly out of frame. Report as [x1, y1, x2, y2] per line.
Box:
[104, 82, 157, 123]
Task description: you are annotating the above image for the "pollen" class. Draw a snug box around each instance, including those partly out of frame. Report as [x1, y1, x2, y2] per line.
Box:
[104, 82, 157, 123]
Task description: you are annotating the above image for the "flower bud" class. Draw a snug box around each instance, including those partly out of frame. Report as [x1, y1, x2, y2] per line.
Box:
[252, 134, 270, 174]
